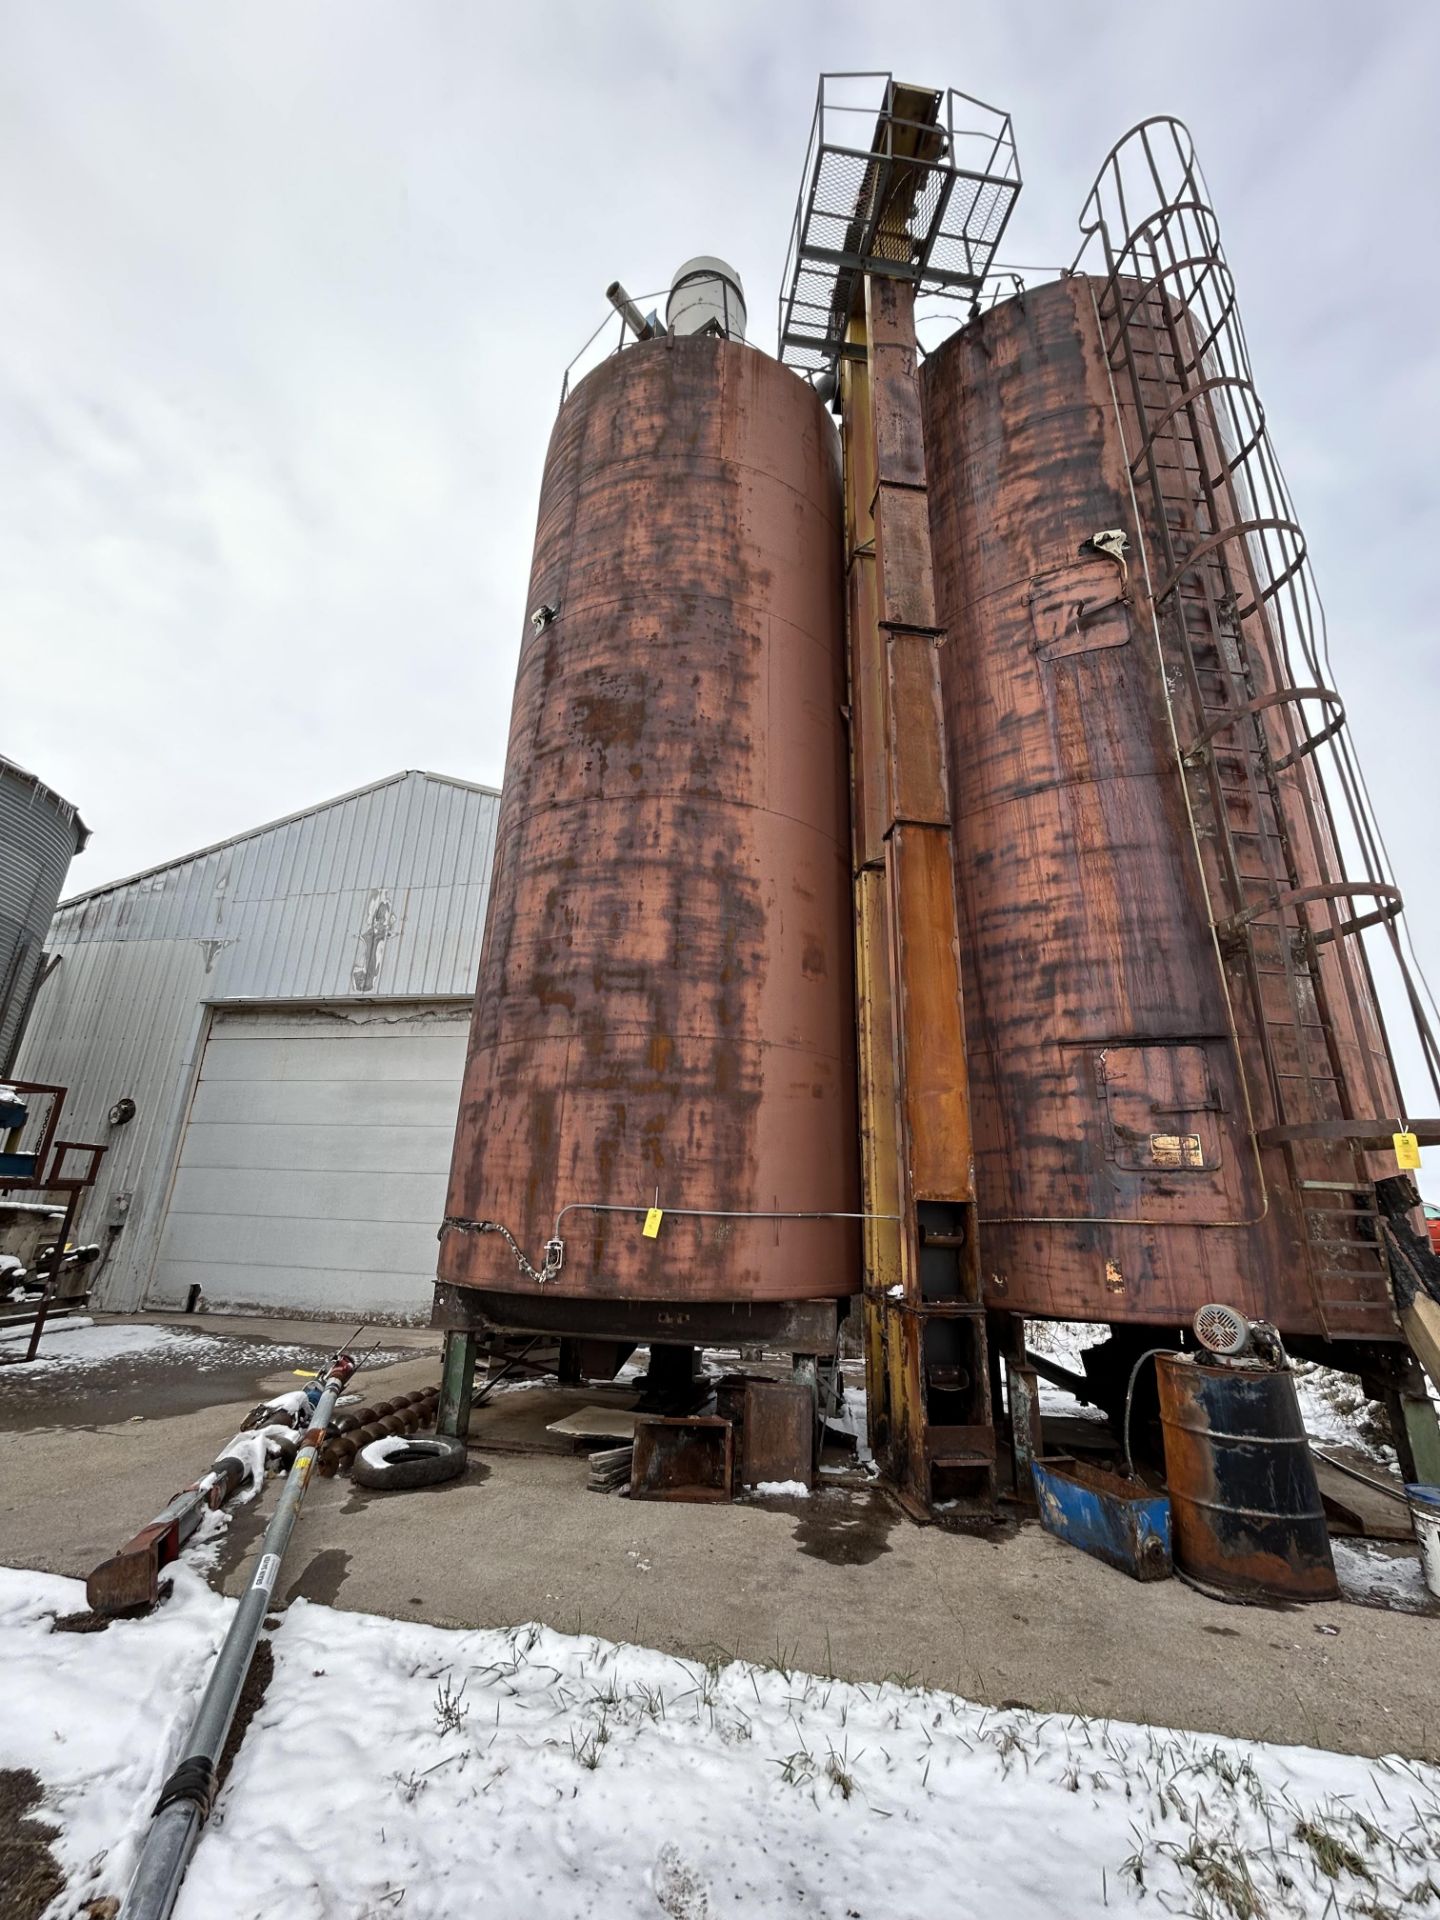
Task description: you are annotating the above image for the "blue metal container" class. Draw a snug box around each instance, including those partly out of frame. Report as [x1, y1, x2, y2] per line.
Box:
[1032, 1456, 1173, 1581]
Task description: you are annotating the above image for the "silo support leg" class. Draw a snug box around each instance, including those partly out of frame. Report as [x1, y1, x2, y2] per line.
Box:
[1387, 1384, 1440, 1486]
[437, 1330, 478, 1440]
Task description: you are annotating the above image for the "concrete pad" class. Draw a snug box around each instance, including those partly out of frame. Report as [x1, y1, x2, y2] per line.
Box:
[1, 1318, 1437, 1764]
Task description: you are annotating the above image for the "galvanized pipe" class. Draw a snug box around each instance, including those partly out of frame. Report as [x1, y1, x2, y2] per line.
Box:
[604, 279, 654, 341]
[122, 1352, 356, 1920]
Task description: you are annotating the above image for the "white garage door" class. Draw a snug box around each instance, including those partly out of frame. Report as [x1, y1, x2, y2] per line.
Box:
[149, 1001, 470, 1321]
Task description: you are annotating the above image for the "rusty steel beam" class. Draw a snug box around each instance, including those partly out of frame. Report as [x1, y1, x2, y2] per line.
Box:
[841, 265, 993, 1518]
[432, 1281, 842, 1354]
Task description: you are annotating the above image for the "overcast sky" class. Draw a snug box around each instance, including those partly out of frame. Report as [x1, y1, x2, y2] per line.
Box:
[4, 1, 1439, 1121]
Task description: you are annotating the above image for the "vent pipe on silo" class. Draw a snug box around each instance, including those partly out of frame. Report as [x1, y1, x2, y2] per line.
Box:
[666, 257, 747, 342]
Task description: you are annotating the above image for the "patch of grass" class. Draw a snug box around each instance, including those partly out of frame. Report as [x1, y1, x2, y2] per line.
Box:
[1295, 1817, 1373, 1883]
[0, 1769, 65, 1920]
[433, 1674, 469, 1738]
[1168, 1836, 1265, 1920]
[774, 1747, 815, 1789]
[824, 1741, 861, 1801]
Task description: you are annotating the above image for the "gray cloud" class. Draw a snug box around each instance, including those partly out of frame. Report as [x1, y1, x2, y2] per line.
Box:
[4, 0, 1438, 1160]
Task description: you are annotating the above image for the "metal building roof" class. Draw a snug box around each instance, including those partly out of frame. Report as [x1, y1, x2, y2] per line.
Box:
[58, 767, 493, 908]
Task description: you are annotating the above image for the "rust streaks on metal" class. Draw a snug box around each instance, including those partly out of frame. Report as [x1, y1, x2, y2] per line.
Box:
[920, 275, 1400, 1337]
[439, 335, 858, 1310]
[843, 270, 992, 1516]
[1156, 1352, 1338, 1603]
[630, 1413, 734, 1502]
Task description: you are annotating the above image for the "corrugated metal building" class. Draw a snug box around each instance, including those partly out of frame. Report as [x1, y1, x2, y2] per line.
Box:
[14, 770, 500, 1320]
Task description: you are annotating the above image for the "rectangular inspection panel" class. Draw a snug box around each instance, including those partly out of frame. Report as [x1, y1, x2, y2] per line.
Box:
[867, 309, 927, 491]
[867, 275, 937, 631]
[885, 633, 951, 828]
[873, 488, 939, 632]
[886, 823, 975, 1202]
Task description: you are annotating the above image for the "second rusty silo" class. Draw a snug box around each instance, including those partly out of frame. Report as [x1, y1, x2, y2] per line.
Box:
[921, 269, 1406, 1343]
[437, 324, 859, 1335]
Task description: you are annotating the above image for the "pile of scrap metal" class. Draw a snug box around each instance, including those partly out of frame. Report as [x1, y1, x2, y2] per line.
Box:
[0, 1080, 106, 1361]
[86, 1410, 304, 1615]
[617, 1374, 822, 1504]
[1024, 1302, 1432, 1604]
[83, 1345, 441, 1613]
[315, 1387, 440, 1476]
[0, 1205, 99, 1317]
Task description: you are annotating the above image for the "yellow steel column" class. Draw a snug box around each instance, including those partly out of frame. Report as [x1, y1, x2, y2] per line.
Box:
[840, 312, 903, 1470]
[841, 274, 993, 1516]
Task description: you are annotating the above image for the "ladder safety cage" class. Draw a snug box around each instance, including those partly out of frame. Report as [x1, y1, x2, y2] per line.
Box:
[1073, 117, 1440, 1330]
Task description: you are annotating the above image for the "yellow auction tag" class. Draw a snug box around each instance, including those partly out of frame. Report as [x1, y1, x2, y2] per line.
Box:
[1394, 1131, 1421, 1171]
[642, 1207, 663, 1239]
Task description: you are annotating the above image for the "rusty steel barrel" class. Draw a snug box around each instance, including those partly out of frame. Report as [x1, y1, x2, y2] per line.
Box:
[1155, 1351, 1338, 1603]
[439, 332, 857, 1313]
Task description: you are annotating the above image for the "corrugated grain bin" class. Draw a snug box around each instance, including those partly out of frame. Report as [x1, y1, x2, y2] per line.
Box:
[439, 332, 859, 1311]
[0, 756, 87, 1072]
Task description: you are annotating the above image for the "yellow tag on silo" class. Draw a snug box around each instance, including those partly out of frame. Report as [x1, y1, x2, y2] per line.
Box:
[1394, 1131, 1421, 1170]
[642, 1208, 663, 1239]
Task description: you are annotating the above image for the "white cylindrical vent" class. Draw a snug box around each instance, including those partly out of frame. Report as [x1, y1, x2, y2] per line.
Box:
[666, 257, 747, 342]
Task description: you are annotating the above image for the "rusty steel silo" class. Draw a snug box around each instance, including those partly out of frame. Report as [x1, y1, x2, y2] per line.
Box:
[436, 299, 859, 1349]
[918, 120, 1438, 1358]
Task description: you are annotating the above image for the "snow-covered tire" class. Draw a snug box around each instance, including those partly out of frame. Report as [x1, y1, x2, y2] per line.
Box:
[351, 1433, 467, 1491]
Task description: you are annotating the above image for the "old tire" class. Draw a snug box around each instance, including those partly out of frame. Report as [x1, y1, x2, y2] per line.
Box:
[352, 1433, 467, 1491]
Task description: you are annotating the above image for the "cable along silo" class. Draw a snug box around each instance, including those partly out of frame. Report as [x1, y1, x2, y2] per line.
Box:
[437, 290, 860, 1351]
[919, 120, 1439, 1372]
[0, 755, 88, 1073]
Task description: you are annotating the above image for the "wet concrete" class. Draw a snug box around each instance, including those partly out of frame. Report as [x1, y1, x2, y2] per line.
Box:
[283, 1548, 351, 1609]
[0, 1328, 376, 1434]
[791, 1488, 896, 1567]
[0, 1347, 330, 1433]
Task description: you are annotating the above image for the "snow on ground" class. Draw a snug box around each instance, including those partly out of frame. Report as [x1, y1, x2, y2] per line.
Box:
[0, 1319, 405, 1378]
[1024, 1320, 1112, 1421]
[1023, 1322, 1420, 1466]
[2, 1565, 1438, 1920]
[1333, 1536, 1435, 1614]
[1292, 1364, 1400, 1467]
[0, 1320, 177, 1371]
[825, 1381, 873, 1468]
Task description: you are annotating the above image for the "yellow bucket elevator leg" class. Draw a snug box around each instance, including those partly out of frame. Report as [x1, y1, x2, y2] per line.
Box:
[841, 273, 995, 1520]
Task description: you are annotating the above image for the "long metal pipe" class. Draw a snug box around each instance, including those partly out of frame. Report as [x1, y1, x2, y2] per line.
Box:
[605, 279, 654, 341]
[122, 1351, 357, 1920]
